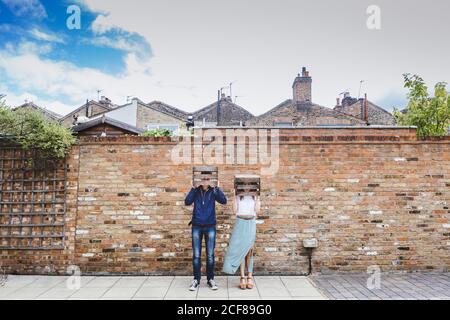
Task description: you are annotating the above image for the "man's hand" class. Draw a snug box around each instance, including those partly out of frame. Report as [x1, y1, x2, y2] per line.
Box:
[214, 180, 220, 192]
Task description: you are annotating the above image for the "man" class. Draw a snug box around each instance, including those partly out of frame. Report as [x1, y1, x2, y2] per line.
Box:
[185, 182, 227, 291]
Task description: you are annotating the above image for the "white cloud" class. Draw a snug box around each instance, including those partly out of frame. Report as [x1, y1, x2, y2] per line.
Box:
[81, 35, 150, 58]
[84, 1, 450, 114]
[2, 0, 448, 116]
[1, 0, 47, 19]
[90, 14, 116, 34]
[29, 28, 66, 44]
[0, 42, 195, 115]
[76, 1, 124, 34]
[4, 40, 52, 55]
[0, 49, 117, 102]
[1, 90, 38, 106]
[0, 87, 73, 116]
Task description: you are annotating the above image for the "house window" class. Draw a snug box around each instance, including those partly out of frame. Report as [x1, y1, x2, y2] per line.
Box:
[194, 121, 217, 128]
[273, 122, 293, 127]
[147, 123, 179, 132]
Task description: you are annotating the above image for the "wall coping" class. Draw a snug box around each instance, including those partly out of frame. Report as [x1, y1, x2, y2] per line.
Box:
[75, 126, 450, 146]
[214, 125, 418, 130]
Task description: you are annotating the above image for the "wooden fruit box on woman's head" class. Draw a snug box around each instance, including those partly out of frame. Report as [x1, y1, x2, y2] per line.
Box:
[234, 174, 260, 196]
[193, 166, 218, 187]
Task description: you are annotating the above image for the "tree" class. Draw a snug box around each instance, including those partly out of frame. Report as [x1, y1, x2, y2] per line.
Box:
[394, 74, 450, 136]
[0, 105, 76, 158]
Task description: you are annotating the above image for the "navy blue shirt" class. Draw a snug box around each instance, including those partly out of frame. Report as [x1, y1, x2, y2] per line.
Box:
[185, 186, 227, 226]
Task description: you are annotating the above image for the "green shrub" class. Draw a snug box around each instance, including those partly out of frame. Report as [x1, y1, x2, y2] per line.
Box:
[141, 128, 172, 138]
[0, 105, 76, 158]
[394, 74, 450, 137]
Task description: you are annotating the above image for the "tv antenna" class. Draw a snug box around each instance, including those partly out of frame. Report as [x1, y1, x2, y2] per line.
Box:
[97, 89, 103, 101]
[234, 95, 244, 104]
[219, 86, 228, 96]
[229, 81, 237, 100]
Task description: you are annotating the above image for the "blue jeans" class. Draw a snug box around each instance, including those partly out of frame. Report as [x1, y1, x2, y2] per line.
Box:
[192, 225, 216, 282]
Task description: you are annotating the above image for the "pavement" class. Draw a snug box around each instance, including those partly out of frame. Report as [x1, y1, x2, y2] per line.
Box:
[2, 273, 448, 300]
[311, 273, 450, 300]
[0, 275, 326, 300]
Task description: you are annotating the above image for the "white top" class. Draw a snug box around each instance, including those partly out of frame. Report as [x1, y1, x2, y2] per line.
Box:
[236, 195, 256, 216]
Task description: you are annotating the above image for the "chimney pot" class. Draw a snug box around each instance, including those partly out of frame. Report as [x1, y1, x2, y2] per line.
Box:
[301, 67, 310, 77]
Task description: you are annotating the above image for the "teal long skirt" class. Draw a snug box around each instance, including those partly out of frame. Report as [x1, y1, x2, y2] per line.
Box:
[222, 218, 256, 274]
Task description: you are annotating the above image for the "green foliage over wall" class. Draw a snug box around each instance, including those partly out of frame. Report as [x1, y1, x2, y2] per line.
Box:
[0, 103, 76, 158]
[141, 128, 173, 137]
[394, 74, 450, 136]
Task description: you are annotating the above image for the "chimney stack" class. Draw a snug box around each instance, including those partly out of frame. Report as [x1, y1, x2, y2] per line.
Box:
[364, 93, 369, 124]
[99, 96, 112, 108]
[292, 67, 312, 104]
[341, 92, 357, 107]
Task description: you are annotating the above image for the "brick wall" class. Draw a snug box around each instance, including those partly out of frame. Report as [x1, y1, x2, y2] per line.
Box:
[247, 101, 367, 127]
[1, 128, 449, 275]
[136, 104, 182, 130]
[193, 98, 255, 126]
[335, 100, 395, 125]
[60, 103, 111, 127]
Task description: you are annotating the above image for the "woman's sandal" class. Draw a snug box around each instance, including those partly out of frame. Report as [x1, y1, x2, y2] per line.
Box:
[246, 276, 254, 289]
[239, 277, 247, 290]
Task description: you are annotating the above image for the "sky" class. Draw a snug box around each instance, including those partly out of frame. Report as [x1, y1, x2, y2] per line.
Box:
[0, 0, 449, 117]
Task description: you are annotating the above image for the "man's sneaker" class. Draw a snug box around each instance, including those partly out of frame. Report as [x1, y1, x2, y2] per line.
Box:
[189, 279, 199, 291]
[207, 279, 218, 290]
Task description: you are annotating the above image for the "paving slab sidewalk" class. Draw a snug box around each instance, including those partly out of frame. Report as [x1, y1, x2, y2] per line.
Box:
[311, 273, 450, 300]
[0, 275, 326, 300]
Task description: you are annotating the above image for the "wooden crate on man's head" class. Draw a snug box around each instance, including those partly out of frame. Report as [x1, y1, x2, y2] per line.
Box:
[234, 174, 260, 196]
[193, 166, 218, 187]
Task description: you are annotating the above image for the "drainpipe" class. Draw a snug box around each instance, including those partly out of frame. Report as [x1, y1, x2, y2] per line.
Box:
[85, 99, 89, 117]
[216, 90, 220, 126]
[301, 238, 318, 276]
[364, 93, 369, 125]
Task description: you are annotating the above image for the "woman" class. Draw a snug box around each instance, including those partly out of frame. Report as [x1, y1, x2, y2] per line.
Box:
[222, 187, 260, 289]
